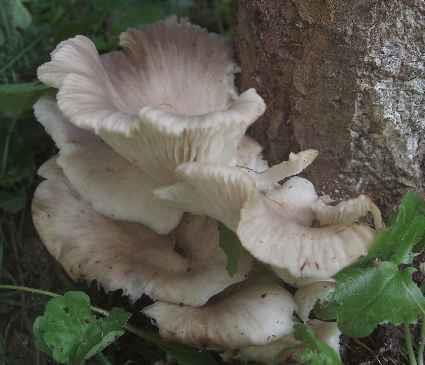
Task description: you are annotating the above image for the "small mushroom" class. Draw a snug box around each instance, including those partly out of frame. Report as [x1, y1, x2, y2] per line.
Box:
[34, 96, 182, 234]
[142, 279, 296, 349]
[37, 17, 265, 187]
[32, 170, 252, 305]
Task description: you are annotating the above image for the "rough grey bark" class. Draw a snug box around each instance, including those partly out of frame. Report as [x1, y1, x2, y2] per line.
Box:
[235, 0, 425, 215]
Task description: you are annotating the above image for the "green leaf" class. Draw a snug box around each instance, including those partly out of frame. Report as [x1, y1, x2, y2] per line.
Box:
[333, 262, 425, 337]
[0, 189, 26, 213]
[0, 82, 51, 116]
[358, 192, 425, 266]
[11, 0, 32, 29]
[294, 323, 342, 365]
[33, 291, 130, 364]
[218, 223, 243, 276]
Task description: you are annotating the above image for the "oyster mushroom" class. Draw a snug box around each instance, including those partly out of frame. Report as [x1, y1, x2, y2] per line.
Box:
[142, 278, 296, 349]
[32, 168, 252, 305]
[157, 161, 381, 283]
[34, 96, 182, 234]
[236, 281, 340, 364]
[37, 17, 266, 187]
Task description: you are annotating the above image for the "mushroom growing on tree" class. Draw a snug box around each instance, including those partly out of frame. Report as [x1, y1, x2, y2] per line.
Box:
[32, 15, 383, 363]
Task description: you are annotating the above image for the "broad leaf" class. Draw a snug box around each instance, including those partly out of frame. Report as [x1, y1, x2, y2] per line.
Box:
[218, 223, 243, 276]
[358, 192, 425, 266]
[294, 323, 342, 365]
[333, 262, 425, 337]
[33, 291, 130, 364]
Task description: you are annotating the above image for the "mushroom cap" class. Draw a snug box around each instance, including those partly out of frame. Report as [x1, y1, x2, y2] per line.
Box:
[142, 279, 296, 349]
[34, 96, 182, 234]
[238, 320, 340, 364]
[32, 171, 252, 305]
[238, 195, 376, 281]
[155, 163, 257, 231]
[235, 136, 268, 173]
[37, 17, 265, 186]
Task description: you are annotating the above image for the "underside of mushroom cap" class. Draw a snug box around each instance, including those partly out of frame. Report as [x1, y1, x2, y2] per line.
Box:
[32, 171, 252, 306]
[37, 17, 266, 185]
[142, 279, 296, 349]
[34, 96, 183, 234]
[237, 195, 376, 281]
[155, 163, 258, 231]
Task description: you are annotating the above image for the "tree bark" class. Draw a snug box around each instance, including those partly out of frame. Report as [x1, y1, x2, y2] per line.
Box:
[235, 0, 425, 215]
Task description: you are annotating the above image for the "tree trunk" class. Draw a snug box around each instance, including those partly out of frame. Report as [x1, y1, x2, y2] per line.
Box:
[235, 0, 425, 215]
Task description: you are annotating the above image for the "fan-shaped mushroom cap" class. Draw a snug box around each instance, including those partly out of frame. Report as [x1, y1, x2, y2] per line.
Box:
[34, 96, 182, 234]
[142, 280, 296, 349]
[37, 17, 265, 186]
[32, 171, 252, 305]
[238, 195, 376, 282]
[155, 163, 257, 231]
[237, 320, 340, 364]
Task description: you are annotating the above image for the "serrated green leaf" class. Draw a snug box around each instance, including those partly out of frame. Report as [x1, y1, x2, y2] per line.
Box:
[218, 223, 243, 276]
[333, 262, 425, 337]
[294, 323, 342, 365]
[0, 189, 26, 213]
[0, 82, 50, 116]
[33, 291, 130, 364]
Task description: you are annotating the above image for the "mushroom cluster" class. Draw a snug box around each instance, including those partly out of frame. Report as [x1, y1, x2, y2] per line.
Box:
[32, 17, 383, 363]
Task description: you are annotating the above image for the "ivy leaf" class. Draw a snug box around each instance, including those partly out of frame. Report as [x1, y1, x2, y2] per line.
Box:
[218, 224, 243, 276]
[33, 291, 130, 364]
[294, 323, 342, 365]
[0, 82, 51, 116]
[333, 262, 425, 337]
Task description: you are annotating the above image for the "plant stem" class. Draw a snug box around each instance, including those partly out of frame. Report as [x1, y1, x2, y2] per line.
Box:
[405, 323, 418, 365]
[418, 317, 425, 365]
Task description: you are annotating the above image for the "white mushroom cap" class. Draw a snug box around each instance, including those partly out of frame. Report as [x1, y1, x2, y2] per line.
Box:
[238, 195, 376, 281]
[37, 17, 265, 186]
[155, 163, 257, 231]
[251, 149, 318, 190]
[34, 96, 183, 234]
[235, 136, 268, 173]
[32, 172, 252, 305]
[266, 176, 319, 226]
[237, 320, 341, 364]
[142, 280, 296, 349]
